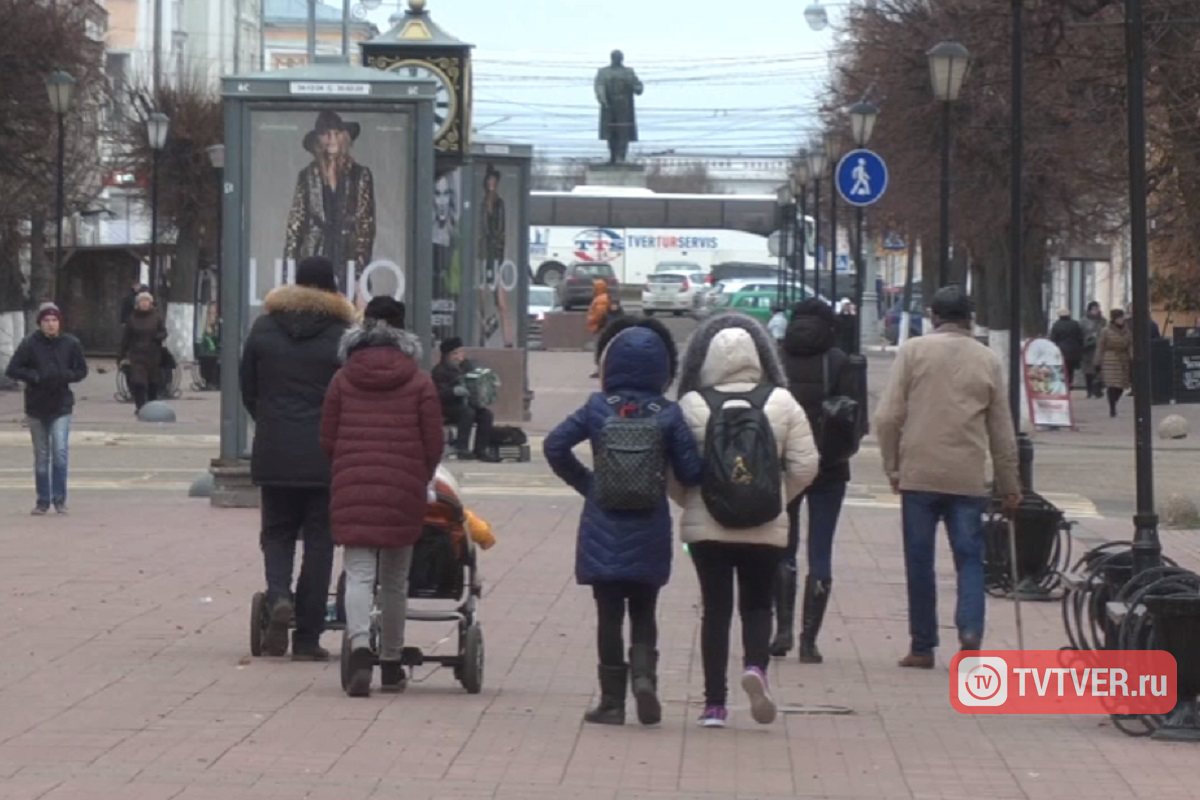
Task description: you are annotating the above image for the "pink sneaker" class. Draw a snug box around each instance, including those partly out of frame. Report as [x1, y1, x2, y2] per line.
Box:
[741, 666, 777, 724]
[698, 705, 727, 728]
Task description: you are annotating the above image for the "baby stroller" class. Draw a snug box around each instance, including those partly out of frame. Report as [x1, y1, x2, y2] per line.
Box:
[249, 467, 484, 692]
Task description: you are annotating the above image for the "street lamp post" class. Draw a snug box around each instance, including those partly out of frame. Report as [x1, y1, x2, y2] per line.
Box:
[807, 147, 828, 300]
[824, 130, 847, 304]
[927, 41, 971, 288]
[206, 144, 225, 279]
[849, 101, 879, 354]
[794, 157, 811, 307]
[146, 112, 170, 298]
[776, 184, 791, 309]
[1124, 0, 1160, 574]
[46, 71, 76, 296]
[1010, 0, 1035, 492]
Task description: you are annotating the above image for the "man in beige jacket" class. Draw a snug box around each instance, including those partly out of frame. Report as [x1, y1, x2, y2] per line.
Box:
[874, 286, 1020, 668]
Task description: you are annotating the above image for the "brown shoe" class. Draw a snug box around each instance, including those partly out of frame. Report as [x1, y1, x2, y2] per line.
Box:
[898, 652, 935, 669]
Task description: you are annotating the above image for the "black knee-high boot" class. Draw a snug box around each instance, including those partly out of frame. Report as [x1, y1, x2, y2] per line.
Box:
[798, 576, 832, 664]
[769, 562, 797, 657]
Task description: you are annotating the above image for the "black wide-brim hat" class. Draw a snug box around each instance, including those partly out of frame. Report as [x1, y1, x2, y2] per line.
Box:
[302, 110, 361, 153]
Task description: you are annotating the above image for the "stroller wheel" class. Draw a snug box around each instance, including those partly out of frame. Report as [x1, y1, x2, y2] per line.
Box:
[460, 623, 484, 694]
[249, 592, 267, 657]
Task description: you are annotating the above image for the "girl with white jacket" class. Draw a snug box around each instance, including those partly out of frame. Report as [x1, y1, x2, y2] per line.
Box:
[671, 313, 820, 728]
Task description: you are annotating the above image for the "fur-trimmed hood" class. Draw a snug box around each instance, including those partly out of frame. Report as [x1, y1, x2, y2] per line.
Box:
[337, 321, 422, 392]
[677, 312, 787, 397]
[264, 283, 355, 341]
[338, 320, 422, 364]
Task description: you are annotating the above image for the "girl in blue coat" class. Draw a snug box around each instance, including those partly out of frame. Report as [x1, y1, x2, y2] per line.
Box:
[544, 318, 703, 727]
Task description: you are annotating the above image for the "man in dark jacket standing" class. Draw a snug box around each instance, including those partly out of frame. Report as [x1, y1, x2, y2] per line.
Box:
[1049, 308, 1085, 391]
[773, 298, 862, 662]
[432, 337, 499, 462]
[5, 302, 88, 515]
[240, 256, 355, 660]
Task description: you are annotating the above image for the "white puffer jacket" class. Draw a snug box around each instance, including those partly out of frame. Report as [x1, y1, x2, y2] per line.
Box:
[671, 325, 819, 548]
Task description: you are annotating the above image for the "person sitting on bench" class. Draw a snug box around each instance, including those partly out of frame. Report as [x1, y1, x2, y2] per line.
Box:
[432, 337, 499, 462]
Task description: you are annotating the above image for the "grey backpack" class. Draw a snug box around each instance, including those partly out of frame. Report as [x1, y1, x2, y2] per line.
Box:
[593, 396, 667, 513]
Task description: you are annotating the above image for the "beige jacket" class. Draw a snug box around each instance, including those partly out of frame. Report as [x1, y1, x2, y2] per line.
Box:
[670, 327, 820, 548]
[874, 325, 1020, 498]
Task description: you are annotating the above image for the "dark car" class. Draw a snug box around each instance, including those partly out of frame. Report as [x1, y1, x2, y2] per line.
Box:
[558, 262, 619, 311]
[883, 291, 923, 344]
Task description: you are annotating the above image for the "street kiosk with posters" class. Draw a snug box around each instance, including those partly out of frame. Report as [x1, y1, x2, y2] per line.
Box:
[210, 64, 436, 507]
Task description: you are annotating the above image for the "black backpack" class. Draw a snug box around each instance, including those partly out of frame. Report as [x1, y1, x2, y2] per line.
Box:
[699, 384, 783, 529]
[593, 396, 667, 512]
[816, 352, 862, 466]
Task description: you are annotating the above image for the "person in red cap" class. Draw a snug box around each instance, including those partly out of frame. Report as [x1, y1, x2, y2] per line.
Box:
[5, 302, 88, 514]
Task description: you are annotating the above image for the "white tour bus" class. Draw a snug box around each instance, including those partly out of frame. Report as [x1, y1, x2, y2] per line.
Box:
[529, 187, 814, 287]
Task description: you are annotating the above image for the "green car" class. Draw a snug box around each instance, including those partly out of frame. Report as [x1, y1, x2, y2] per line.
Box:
[712, 288, 813, 323]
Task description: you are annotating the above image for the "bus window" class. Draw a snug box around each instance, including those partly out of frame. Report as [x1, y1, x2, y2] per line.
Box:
[666, 198, 721, 228]
[722, 201, 773, 236]
[530, 195, 555, 225]
[611, 199, 667, 227]
[553, 197, 609, 227]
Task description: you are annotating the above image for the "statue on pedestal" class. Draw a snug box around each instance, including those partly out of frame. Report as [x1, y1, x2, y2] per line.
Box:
[595, 50, 643, 165]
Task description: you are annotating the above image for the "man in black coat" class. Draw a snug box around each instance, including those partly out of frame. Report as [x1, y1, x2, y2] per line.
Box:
[5, 302, 88, 515]
[432, 337, 499, 462]
[772, 298, 864, 663]
[240, 256, 355, 660]
[1049, 308, 1085, 391]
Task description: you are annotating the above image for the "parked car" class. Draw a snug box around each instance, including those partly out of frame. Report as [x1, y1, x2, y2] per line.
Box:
[704, 278, 827, 311]
[883, 291, 924, 344]
[642, 270, 709, 316]
[710, 288, 787, 325]
[557, 262, 619, 311]
[654, 259, 705, 275]
[527, 284, 559, 321]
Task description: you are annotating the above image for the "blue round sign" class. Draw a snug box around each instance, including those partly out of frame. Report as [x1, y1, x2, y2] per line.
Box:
[836, 149, 888, 207]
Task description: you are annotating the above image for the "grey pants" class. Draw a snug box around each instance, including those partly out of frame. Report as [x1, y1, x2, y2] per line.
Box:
[343, 546, 414, 660]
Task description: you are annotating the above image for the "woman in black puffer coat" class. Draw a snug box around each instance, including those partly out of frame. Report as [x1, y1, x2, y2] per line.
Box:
[773, 299, 863, 663]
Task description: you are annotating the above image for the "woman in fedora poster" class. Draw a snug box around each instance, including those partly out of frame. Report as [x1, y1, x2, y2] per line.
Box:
[284, 110, 377, 301]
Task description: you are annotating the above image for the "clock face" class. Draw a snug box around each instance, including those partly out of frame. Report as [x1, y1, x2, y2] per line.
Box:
[390, 60, 456, 140]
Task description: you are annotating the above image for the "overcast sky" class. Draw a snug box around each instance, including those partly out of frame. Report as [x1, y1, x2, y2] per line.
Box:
[361, 0, 847, 158]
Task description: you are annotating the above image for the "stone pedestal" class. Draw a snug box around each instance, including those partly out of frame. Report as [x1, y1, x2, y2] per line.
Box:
[583, 162, 647, 189]
[541, 311, 592, 351]
[210, 458, 260, 509]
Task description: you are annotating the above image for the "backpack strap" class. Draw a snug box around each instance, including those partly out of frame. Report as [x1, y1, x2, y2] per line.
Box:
[702, 384, 774, 412]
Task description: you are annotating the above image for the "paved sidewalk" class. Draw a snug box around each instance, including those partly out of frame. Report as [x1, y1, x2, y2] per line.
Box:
[0, 480, 1195, 800]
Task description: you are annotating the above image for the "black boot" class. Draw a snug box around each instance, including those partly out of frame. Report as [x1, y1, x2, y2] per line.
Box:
[628, 645, 661, 726]
[583, 664, 627, 725]
[798, 576, 832, 664]
[769, 562, 797, 657]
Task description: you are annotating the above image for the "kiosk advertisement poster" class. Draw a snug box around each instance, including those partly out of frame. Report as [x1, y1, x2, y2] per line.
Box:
[1023, 337, 1074, 428]
[247, 107, 412, 311]
[431, 167, 461, 340]
[472, 161, 521, 348]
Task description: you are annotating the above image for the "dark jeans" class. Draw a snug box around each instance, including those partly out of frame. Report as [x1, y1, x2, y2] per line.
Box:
[785, 481, 849, 580]
[900, 491, 988, 655]
[260, 486, 335, 649]
[1107, 386, 1124, 415]
[592, 581, 660, 667]
[689, 540, 784, 706]
[446, 403, 494, 454]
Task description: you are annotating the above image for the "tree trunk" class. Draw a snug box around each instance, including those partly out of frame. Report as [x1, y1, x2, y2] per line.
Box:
[972, 256, 989, 330]
[26, 212, 51, 312]
[1022, 225, 1049, 337]
[0, 218, 26, 384]
[165, 219, 201, 363]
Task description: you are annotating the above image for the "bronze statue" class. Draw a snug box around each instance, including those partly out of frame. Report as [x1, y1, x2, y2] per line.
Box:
[595, 50, 643, 164]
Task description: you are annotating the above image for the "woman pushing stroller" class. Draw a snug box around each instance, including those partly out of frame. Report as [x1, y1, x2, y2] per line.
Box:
[320, 297, 443, 696]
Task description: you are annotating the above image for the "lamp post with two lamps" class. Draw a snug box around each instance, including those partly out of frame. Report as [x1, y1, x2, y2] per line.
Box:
[775, 184, 792, 311]
[823, 130, 847, 303]
[46, 71, 76, 291]
[146, 112, 170, 297]
[927, 41, 971, 288]
[806, 147, 827, 299]
[793, 157, 811, 307]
